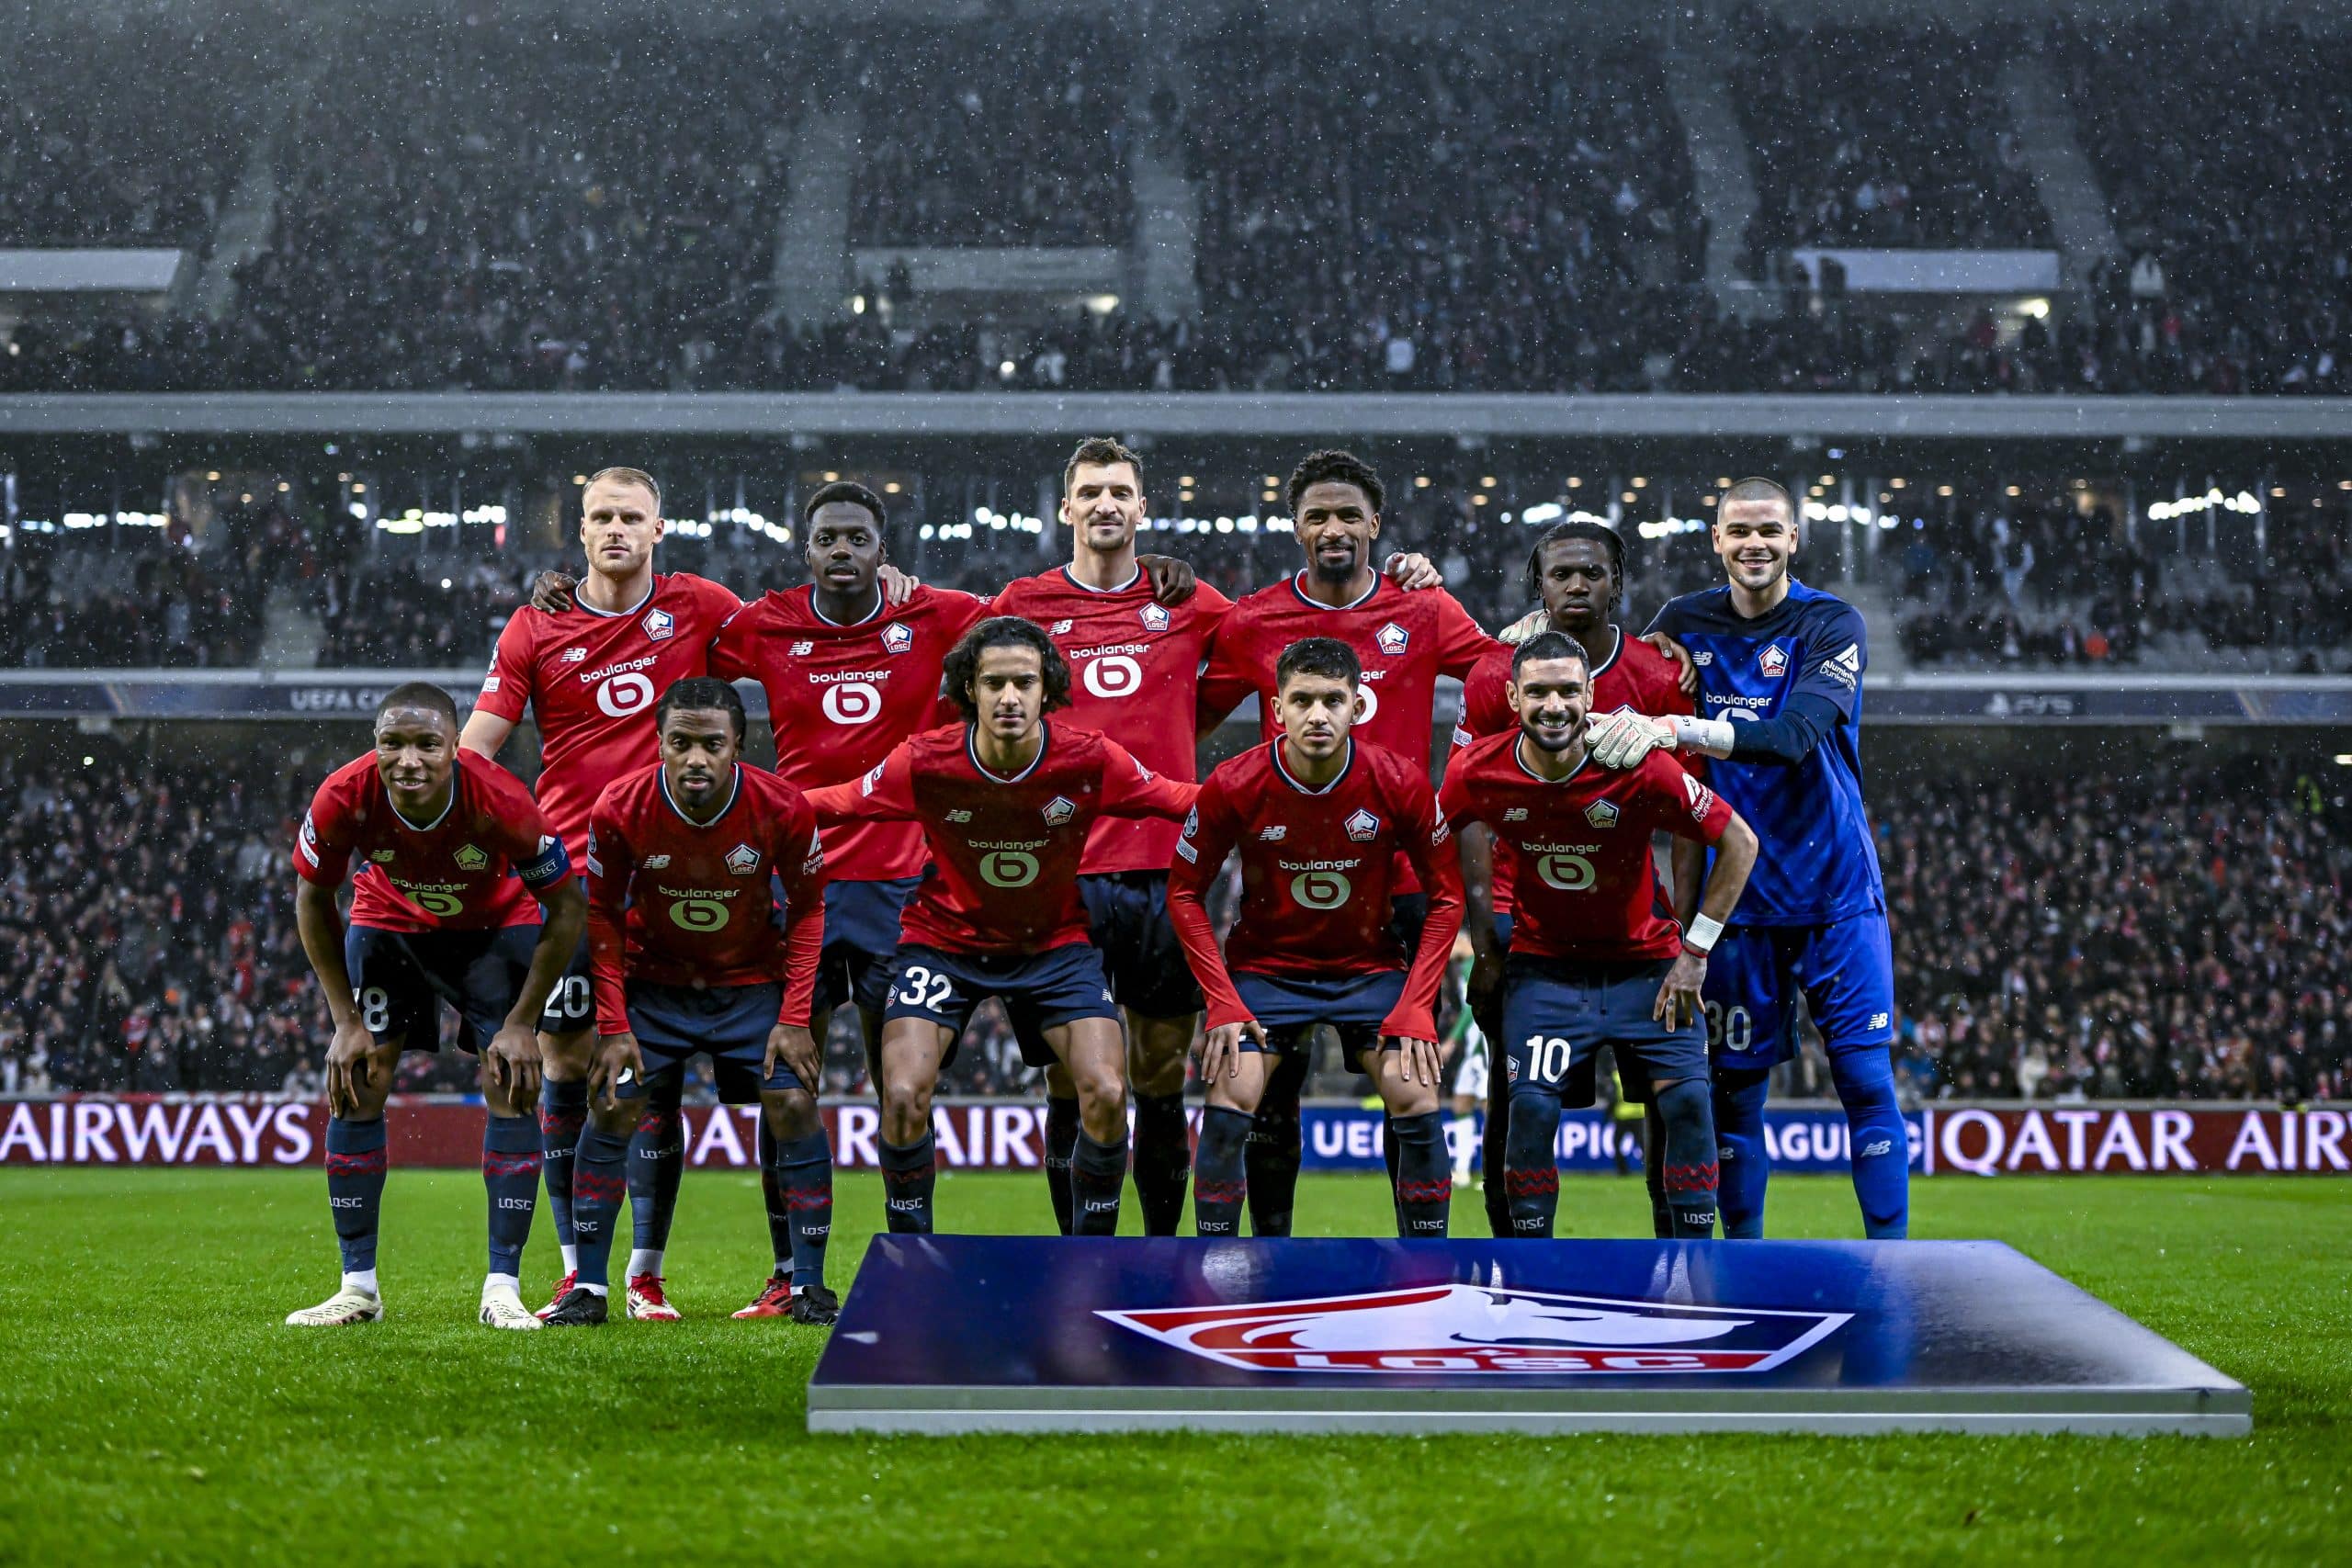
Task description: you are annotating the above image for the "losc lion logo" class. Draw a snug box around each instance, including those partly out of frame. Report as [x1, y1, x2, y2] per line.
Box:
[1100, 1284, 1848, 1376]
[1043, 796, 1077, 828]
[724, 843, 761, 875]
[1585, 800, 1621, 829]
[1376, 622, 1409, 656]
[880, 623, 913, 655]
[642, 608, 675, 642]
[454, 844, 488, 872]
[1343, 808, 1380, 842]
[1139, 604, 1170, 633]
[1758, 644, 1788, 678]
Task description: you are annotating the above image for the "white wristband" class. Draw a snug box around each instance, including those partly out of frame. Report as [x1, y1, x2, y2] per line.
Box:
[1668, 714, 1738, 760]
[1684, 914, 1725, 953]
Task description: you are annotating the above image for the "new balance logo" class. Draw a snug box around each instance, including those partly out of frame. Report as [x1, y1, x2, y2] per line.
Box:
[560, 647, 587, 663]
[641, 854, 670, 869]
[1258, 825, 1288, 840]
[791, 639, 814, 656]
[1860, 1138, 1894, 1158]
[946, 809, 973, 823]
[1050, 619, 1074, 636]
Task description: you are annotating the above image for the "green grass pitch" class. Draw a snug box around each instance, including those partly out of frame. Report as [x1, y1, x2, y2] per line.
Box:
[2, 1168, 2343, 1565]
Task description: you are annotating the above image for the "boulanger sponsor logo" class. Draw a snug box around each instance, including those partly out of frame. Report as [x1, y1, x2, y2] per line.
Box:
[1100, 1284, 1848, 1376]
[1081, 653, 1143, 699]
[1283, 857, 1360, 908]
[1527, 843, 1600, 891]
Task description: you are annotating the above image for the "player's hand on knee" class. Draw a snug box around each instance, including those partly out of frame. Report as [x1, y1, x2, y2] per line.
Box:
[1393, 1036, 1442, 1088]
[877, 562, 922, 604]
[528, 570, 576, 612]
[767, 1023, 820, 1090]
[1589, 710, 1671, 770]
[1384, 552, 1442, 592]
[325, 1018, 376, 1117]
[1138, 553, 1196, 604]
[485, 1023, 544, 1107]
[1653, 952, 1708, 1029]
[1640, 632, 1699, 696]
[1201, 1021, 1262, 1082]
[590, 1031, 642, 1110]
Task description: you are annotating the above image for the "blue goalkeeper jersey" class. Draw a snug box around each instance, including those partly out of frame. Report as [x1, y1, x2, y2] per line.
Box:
[1645, 579, 1883, 928]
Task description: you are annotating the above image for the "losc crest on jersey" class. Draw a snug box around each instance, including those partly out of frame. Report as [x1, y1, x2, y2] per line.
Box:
[1585, 800, 1622, 829]
[642, 608, 675, 641]
[1100, 1283, 1849, 1376]
[881, 623, 914, 655]
[1758, 644, 1789, 678]
[454, 844, 488, 872]
[1343, 808, 1380, 842]
[1139, 604, 1170, 633]
[1043, 796, 1077, 828]
[1376, 622, 1409, 656]
[724, 843, 762, 875]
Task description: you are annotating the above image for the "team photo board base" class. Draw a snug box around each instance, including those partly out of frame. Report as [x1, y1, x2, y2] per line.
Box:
[807, 1237, 2247, 1437]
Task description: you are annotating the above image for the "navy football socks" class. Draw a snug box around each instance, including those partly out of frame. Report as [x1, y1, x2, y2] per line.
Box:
[1713, 1066, 1772, 1238]
[1390, 1111, 1451, 1238]
[773, 1130, 834, 1287]
[1643, 1106, 1674, 1238]
[878, 1134, 937, 1234]
[1191, 1105, 1251, 1236]
[755, 1118, 794, 1278]
[1070, 1129, 1128, 1236]
[323, 1116, 388, 1275]
[1132, 1091, 1192, 1237]
[1654, 1079, 1721, 1239]
[538, 1078, 588, 1268]
[1833, 1047, 1911, 1238]
[1043, 1095, 1080, 1235]
[1245, 1048, 1310, 1237]
[1502, 1092, 1564, 1236]
[570, 1125, 629, 1290]
[628, 1075, 685, 1266]
[481, 1113, 542, 1277]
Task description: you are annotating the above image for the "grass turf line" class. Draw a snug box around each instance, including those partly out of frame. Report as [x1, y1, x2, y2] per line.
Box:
[0, 1169, 2343, 1566]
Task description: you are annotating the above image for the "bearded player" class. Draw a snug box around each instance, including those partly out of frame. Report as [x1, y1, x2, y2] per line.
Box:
[288, 684, 584, 1329]
[1441, 635, 1757, 1240]
[549, 680, 833, 1326]
[1169, 637, 1463, 1238]
[463, 467, 741, 1321]
[1454, 518, 1700, 1237]
[1196, 448, 1498, 1235]
[1587, 477, 1906, 1239]
[804, 618, 1197, 1236]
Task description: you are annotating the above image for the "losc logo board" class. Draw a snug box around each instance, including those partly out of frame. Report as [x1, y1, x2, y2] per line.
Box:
[1101, 1283, 1847, 1375]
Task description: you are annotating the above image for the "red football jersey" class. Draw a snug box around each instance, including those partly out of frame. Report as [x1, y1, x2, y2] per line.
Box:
[294, 752, 570, 932]
[1454, 626, 1700, 916]
[584, 762, 827, 1032]
[1168, 739, 1464, 1041]
[473, 572, 742, 863]
[990, 566, 1233, 874]
[806, 722, 1198, 956]
[709, 583, 988, 883]
[1439, 733, 1733, 964]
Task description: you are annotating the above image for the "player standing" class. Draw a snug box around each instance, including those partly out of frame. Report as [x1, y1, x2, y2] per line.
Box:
[804, 618, 1198, 1236]
[287, 683, 585, 1328]
[463, 467, 741, 1321]
[1453, 519, 1699, 1238]
[548, 680, 834, 1325]
[1440, 635, 1758, 1239]
[1587, 477, 1908, 1238]
[1196, 448, 1498, 1235]
[1169, 638, 1464, 1238]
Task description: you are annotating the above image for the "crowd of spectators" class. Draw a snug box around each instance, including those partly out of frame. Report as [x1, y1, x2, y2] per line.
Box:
[850, 26, 1132, 247]
[1735, 12, 2048, 256]
[1182, 27, 1707, 393]
[1883, 756, 2347, 1103]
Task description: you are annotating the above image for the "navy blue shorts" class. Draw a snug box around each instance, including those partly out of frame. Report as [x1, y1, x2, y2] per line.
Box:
[537, 910, 596, 1037]
[1702, 911, 1897, 1072]
[345, 923, 540, 1054]
[621, 980, 798, 1103]
[814, 876, 922, 1021]
[1233, 971, 1407, 1063]
[1477, 911, 1615, 1111]
[884, 942, 1119, 1069]
[1500, 954, 1706, 1100]
[1080, 871, 1204, 1018]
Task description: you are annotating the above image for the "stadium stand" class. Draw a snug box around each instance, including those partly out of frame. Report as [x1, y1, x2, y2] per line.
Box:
[1733, 14, 2050, 255]
[849, 24, 1132, 247]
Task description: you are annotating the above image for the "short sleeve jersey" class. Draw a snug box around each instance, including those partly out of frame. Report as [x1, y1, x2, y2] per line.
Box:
[295, 752, 570, 932]
[473, 572, 741, 863]
[709, 583, 988, 883]
[584, 762, 827, 1032]
[807, 723, 1198, 957]
[1439, 733, 1732, 964]
[989, 566, 1234, 874]
[1645, 580, 1883, 927]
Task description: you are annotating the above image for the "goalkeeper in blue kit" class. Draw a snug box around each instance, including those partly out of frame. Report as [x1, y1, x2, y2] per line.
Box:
[1588, 477, 1907, 1239]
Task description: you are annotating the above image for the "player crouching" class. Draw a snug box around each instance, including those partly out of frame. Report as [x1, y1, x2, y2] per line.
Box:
[807, 617, 1198, 1236]
[287, 683, 585, 1328]
[1440, 635, 1758, 1240]
[545, 679, 835, 1325]
[1170, 638, 1464, 1238]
